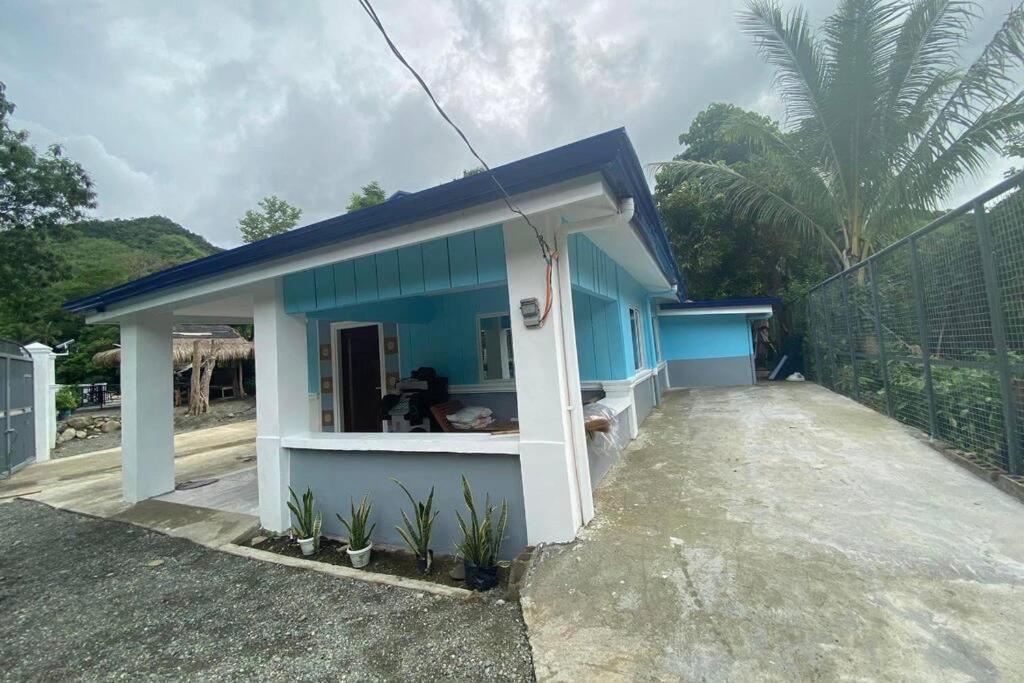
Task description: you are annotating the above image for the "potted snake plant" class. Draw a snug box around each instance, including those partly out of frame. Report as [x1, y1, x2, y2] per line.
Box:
[287, 486, 322, 556]
[455, 475, 508, 591]
[392, 478, 439, 573]
[338, 494, 375, 568]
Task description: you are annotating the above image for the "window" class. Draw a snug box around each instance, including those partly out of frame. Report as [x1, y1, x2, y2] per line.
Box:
[651, 302, 662, 362]
[478, 313, 515, 381]
[629, 306, 645, 371]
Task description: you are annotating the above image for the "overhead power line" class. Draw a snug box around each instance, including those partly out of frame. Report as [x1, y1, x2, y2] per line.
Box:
[356, 0, 554, 266]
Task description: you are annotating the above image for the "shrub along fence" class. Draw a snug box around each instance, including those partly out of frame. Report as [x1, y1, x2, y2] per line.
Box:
[805, 172, 1023, 476]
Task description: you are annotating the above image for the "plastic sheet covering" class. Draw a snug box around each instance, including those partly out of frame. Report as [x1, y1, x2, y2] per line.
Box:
[584, 401, 622, 465]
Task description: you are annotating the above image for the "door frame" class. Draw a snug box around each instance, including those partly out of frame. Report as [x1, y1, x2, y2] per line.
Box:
[329, 321, 386, 432]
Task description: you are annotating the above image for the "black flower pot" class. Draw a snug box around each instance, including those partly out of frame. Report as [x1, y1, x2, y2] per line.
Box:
[463, 561, 499, 591]
[416, 550, 434, 574]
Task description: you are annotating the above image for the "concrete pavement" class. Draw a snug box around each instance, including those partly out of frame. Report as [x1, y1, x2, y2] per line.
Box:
[522, 383, 1024, 681]
[0, 421, 258, 546]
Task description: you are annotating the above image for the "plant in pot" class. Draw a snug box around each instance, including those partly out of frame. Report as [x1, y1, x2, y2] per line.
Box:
[55, 387, 78, 421]
[338, 495, 375, 569]
[287, 486, 322, 556]
[392, 478, 439, 574]
[454, 475, 508, 591]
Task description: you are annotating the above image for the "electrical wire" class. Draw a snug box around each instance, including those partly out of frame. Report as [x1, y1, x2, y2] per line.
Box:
[357, 0, 557, 325]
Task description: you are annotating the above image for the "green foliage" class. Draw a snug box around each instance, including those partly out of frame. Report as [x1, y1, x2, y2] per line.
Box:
[346, 181, 387, 212]
[337, 495, 375, 551]
[287, 487, 322, 547]
[55, 386, 78, 411]
[454, 475, 508, 568]
[661, 1, 1024, 268]
[0, 82, 95, 347]
[392, 479, 439, 567]
[238, 195, 302, 244]
[656, 103, 829, 302]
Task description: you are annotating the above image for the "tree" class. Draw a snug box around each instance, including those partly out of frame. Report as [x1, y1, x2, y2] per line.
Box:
[0, 82, 95, 340]
[187, 340, 219, 415]
[656, 103, 828, 302]
[238, 195, 302, 243]
[346, 181, 387, 212]
[662, 0, 1024, 270]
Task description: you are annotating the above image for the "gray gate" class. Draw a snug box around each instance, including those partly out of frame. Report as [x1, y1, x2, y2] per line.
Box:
[0, 340, 35, 478]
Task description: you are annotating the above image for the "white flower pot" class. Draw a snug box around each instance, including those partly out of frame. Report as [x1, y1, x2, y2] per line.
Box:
[297, 537, 316, 556]
[347, 542, 373, 568]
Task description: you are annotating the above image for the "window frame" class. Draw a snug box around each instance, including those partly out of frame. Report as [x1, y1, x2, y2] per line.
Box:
[475, 311, 515, 383]
[628, 305, 645, 371]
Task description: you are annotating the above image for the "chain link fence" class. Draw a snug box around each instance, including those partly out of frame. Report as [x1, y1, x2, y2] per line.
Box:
[805, 172, 1024, 476]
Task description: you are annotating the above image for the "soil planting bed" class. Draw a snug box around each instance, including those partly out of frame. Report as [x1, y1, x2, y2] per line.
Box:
[248, 534, 509, 591]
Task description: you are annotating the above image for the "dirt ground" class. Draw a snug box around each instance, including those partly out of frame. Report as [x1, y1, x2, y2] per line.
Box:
[0, 500, 535, 681]
[54, 397, 256, 458]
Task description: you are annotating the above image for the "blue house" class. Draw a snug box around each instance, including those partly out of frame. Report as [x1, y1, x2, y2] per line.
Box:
[65, 128, 772, 556]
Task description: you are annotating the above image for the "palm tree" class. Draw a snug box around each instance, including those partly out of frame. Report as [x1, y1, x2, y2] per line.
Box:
[663, 0, 1024, 270]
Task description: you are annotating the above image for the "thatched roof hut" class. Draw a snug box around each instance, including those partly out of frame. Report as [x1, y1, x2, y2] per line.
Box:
[93, 324, 254, 369]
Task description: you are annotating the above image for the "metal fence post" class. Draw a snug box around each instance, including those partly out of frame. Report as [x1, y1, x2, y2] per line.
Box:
[868, 259, 894, 417]
[909, 239, 939, 438]
[809, 293, 823, 383]
[841, 274, 859, 400]
[973, 200, 1021, 475]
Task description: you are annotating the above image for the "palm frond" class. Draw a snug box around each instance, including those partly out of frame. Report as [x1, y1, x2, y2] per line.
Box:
[654, 159, 845, 266]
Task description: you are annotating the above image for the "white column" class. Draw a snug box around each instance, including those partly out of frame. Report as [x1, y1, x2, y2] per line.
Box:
[25, 342, 55, 463]
[504, 218, 592, 544]
[120, 311, 175, 503]
[253, 279, 308, 533]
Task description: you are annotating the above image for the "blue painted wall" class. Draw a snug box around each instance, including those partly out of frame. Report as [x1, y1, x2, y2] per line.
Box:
[283, 224, 506, 313]
[658, 314, 753, 360]
[569, 234, 658, 381]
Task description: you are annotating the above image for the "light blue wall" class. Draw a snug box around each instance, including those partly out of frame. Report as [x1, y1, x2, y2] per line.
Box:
[398, 287, 509, 385]
[569, 234, 658, 381]
[283, 224, 506, 314]
[658, 314, 753, 360]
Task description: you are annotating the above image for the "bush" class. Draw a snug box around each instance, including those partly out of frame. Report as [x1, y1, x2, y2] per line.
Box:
[55, 386, 79, 411]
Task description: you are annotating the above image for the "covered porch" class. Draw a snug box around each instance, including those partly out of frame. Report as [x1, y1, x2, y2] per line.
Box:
[65, 130, 683, 557]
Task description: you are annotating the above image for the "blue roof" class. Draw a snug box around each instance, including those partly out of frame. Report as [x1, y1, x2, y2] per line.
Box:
[660, 297, 781, 311]
[64, 128, 684, 314]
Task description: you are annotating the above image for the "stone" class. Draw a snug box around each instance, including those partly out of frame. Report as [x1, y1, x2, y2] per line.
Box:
[146, 559, 165, 568]
[249, 535, 268, 547]
[58, 428, 76, 443]
[75, 430, 88, 439]
[66, 416, 91, 430]
[100, 421, 121, 433]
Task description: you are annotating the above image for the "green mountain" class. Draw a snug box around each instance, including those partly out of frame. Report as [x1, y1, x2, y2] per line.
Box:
[55, 216, 219, 304]
[41, 216, 219, 385]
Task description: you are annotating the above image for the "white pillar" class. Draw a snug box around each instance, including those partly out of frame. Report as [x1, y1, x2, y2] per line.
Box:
[25, 342, 55, 463]
[504, 218, 592, 545]
[253, 279, 308, 533]
[120, 311, 175, 503]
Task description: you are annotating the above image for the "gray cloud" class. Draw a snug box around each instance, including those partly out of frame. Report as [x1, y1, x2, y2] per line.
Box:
[1, 0, 1017, 247]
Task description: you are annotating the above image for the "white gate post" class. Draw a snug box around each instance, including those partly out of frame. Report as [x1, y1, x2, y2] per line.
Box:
[25, 342, 55, 463]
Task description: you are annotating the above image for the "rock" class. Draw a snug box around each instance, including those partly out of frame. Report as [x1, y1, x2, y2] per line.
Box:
[146, 559, 164, 568]
[100, 421, 121, 433]
[75, 430, 88, 439]
[249, 535, 268, 547]
[66, 416, 92, 430]
[58, 428, 76, 443]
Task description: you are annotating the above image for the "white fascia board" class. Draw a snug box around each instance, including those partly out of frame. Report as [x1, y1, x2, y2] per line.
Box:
[86, 174, 611, 325]
[658, 305, 774, 317]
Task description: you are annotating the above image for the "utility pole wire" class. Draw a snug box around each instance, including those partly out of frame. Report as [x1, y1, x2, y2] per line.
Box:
[356, 0, 554, 265]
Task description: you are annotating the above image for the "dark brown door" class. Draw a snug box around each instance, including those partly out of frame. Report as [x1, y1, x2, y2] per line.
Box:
[338, 325, 383, 432]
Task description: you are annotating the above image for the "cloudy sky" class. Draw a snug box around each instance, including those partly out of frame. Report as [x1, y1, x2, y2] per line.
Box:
[1, 0, 1018, 248]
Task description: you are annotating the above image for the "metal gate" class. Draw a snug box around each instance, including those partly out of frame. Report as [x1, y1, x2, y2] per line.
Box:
[0, 340, 35, 478]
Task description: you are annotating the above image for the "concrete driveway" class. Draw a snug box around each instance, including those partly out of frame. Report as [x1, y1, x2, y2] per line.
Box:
[0, 421, 258, 546]
[522, 383, 1024, 681]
